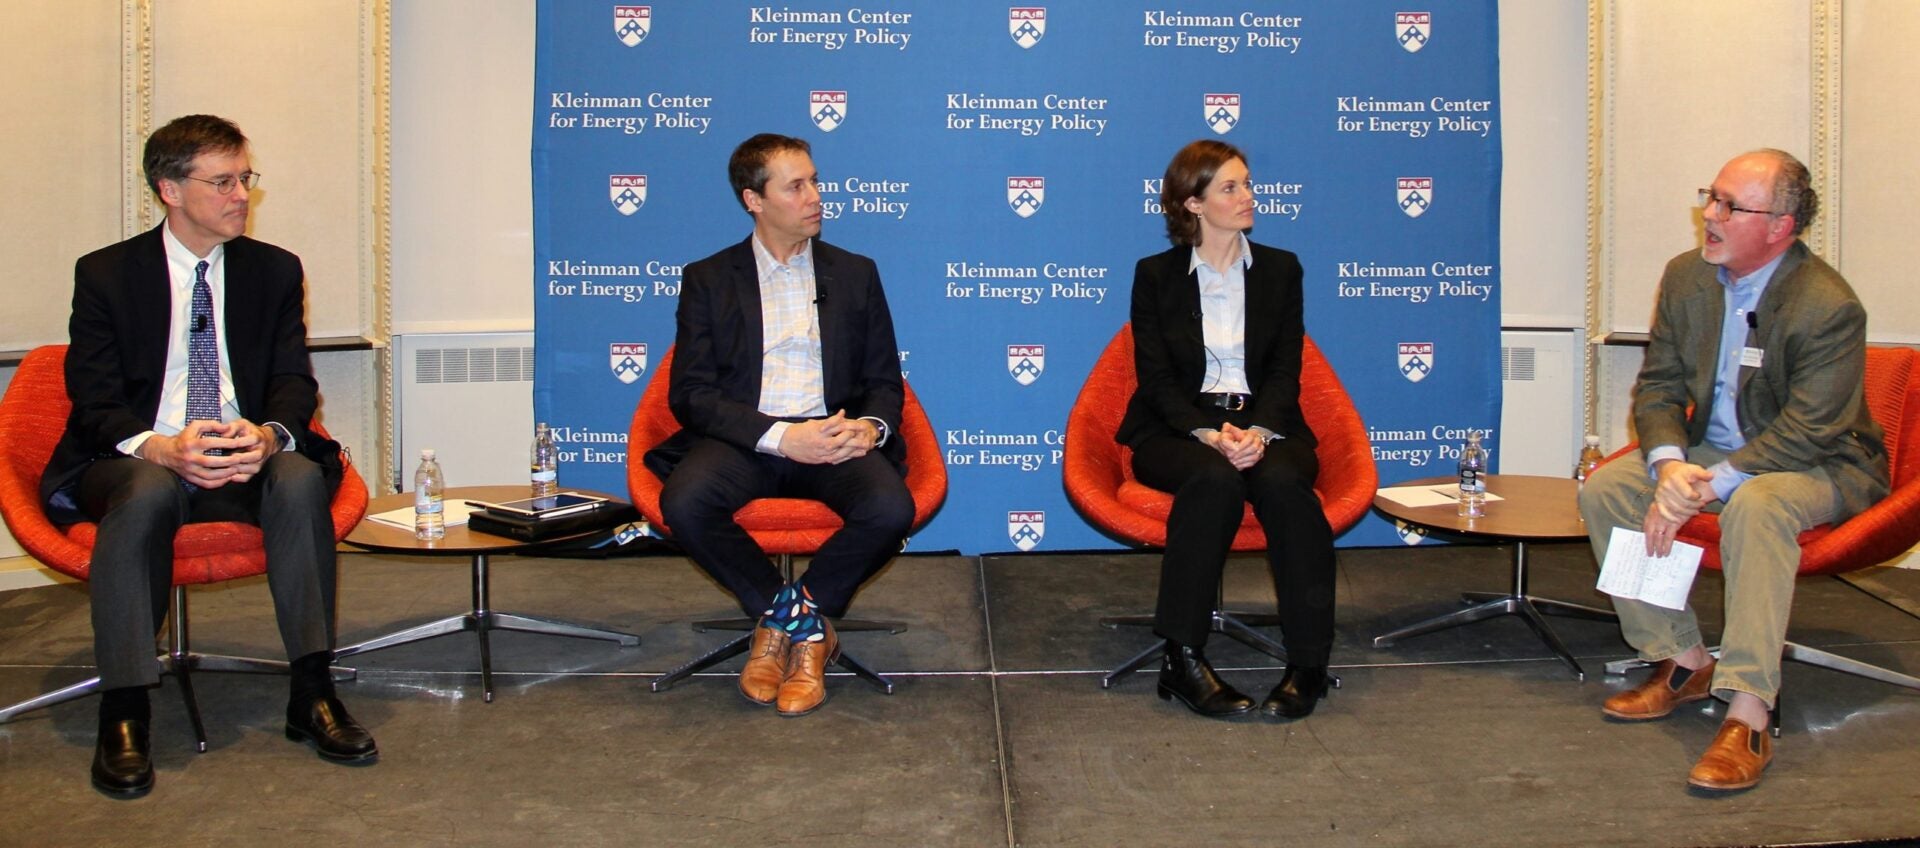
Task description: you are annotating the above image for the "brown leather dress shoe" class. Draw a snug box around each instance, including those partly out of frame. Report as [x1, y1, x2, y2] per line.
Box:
[739, 620, 792, 706]
[1602, 658, 1715, 720]
[776, 619, 839, 717]
[1688, 718, 1772, 791]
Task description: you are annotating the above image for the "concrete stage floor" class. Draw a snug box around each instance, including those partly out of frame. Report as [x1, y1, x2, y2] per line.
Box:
[3, 542, 1918, 847]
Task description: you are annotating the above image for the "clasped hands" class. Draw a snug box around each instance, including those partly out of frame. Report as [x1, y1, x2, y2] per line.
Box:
[778, 410, 879, 465]
[1201, 422, 1266, 471]
[1641, 459, 1717, 556]
[140, 419, 279, 488]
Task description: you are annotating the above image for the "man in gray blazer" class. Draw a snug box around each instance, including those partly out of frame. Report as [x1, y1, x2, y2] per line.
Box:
[1580, 149, 1887, 792]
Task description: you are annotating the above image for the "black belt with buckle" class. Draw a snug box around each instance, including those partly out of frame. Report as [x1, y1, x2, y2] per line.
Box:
[1198, 392, 1251, 412]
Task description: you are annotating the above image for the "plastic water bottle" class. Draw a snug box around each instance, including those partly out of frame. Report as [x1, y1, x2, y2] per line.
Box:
[1457, 431, 1487, 518]
[531, 422, 559, 497]
[414, 448, 445, 541]
[1574, 434, 1605, 489]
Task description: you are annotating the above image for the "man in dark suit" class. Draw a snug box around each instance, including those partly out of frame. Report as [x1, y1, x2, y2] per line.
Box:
[647, 133, 912, 717]
[47, 115, 375, 797]
[1581, 149, 1887, 792]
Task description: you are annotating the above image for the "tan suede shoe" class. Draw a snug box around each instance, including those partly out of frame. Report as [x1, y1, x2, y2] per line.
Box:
[738, 620, 791, 706]
[1602, 658, 1715, 720]
[775, 619, 839, 717]
[1688, 718, 1773, 791]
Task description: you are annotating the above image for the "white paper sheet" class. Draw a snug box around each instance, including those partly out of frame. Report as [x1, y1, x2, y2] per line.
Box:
[1595, 526, 1704, 610]
[366, 500, 478, 530]
[1375, 484, 1506, 509]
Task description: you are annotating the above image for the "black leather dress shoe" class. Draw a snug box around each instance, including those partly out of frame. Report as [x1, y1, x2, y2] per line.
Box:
[1157, 644, 1255, 719]
[91, 719, 154, 798]
[1262, 665, 1330, 720]
[285, 695, 378, 763]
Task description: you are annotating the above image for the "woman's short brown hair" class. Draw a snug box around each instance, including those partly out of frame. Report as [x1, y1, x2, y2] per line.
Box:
[1160, 139, 1247, 246]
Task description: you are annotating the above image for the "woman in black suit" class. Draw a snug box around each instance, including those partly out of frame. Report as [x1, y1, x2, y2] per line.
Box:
[1116, 139, 1336, 720]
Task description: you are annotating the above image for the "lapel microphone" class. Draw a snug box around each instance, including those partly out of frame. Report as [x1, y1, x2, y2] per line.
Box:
[814, 277, 829, 305]
[193, 315, 208, 333]
[1746, 312, 1758, 331]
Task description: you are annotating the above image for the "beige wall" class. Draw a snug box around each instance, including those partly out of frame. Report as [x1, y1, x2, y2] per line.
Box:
[1, 1, 126, 352]
[1592, 0, 1920, 454]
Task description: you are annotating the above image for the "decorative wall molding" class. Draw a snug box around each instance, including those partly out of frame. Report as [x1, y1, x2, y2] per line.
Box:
[120, 0, 152, 238]
[1810, 0, 1843, 264]
[372, 0, 395, 494]
[367, 0, 395, 492]
[1584, 0, 1609, 435]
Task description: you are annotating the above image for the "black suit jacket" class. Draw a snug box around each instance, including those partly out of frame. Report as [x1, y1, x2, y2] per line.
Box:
[42, 224, 336, 518]
[647, 236, 906, 476]
[1116, 241, 1316, 450]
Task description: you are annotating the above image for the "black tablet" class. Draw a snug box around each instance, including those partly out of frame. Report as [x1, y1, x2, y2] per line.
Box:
[469, 492, 608, 520]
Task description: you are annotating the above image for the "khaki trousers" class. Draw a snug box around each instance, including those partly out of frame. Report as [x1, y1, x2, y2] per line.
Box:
[1578, 445, 1839, 705]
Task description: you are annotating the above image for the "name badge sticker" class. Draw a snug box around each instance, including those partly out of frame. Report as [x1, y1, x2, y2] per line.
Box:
[1740, 347, 1765, 368]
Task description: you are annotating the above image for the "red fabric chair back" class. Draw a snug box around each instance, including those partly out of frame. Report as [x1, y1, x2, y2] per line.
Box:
[1062, 324, 1377, 549]
[1603, 346, 1920, 575]
[625, 345, 947, 554]
[0, 345, 369, 584]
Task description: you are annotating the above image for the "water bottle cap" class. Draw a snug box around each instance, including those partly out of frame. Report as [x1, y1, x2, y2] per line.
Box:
[1584, 434, 1601, 446]
[421, 448, 436, 459]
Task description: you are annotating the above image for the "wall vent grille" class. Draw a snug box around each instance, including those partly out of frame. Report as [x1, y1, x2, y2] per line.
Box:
[412, 347, 534, 384]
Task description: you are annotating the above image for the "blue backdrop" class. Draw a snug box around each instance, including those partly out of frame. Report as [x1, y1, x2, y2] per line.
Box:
[533, 2, 1503, 553]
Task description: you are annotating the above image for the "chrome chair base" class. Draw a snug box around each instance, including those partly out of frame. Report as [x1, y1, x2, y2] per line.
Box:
[651, 554, 900, 695]
[1371, 539, 1617, 680]
[334, 553, 639, 702]
[1100, 607, 1342, 691]
[0, 586, 356, 752]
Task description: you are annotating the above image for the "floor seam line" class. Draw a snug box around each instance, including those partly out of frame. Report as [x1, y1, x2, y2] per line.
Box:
[980, 556, 1018, 848]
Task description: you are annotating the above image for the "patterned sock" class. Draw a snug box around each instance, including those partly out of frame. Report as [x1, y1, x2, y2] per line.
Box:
[763, 583, 799, 624]
[771, 583, 825, 640]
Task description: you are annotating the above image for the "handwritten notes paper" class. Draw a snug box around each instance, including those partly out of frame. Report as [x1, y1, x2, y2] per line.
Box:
[1595, 526, 1704, 610]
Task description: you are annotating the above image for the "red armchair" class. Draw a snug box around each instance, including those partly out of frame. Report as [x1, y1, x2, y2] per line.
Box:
[1601, 345, 1920, 697]
[1063, 325, 1377, 687]
[0, 345, 369, 751]
[627, 345, 947, 693]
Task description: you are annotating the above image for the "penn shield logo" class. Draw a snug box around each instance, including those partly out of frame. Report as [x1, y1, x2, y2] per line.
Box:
[1007, 344, 1045, 385]
[1204, 93, 1241, 135]
[1397, 176, 1432, 218]
[1398, 342, 1434, 383]
[1007, 176, 1045, 218]
[1394, 519, 1430, 545]
[610, 175, 647, 216]
[1009, 7, 1046, 49]
[610, 343, 648, 384]
[615, 6, 652, 47]
[1008, 511, 1045, 551]
[1396, 12, 1431, 53]
[809, 90, 848, 132]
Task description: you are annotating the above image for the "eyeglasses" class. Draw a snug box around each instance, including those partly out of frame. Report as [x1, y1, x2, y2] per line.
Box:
[1696, 188, 1774, 222]
[182, 172, 261, 195]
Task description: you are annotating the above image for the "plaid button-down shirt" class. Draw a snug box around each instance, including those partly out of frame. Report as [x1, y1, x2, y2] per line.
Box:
[751, 236, 828, 453]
